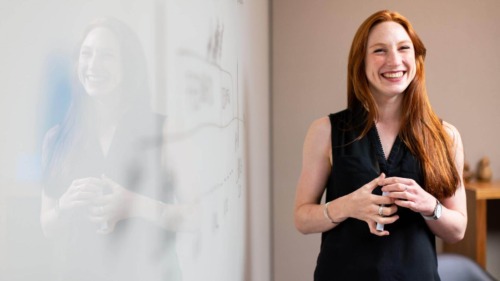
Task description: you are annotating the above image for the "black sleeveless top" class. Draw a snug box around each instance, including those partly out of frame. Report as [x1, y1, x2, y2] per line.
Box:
[42, 109, 181, 281]
[314, 109, 440, 281]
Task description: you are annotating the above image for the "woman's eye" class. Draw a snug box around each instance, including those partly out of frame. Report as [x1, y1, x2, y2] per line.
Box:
[80, 51, 91, 58]
[99, 53, 114, 60]
[80, 48, 92, 57]
[374, 49, 385, 53]
[400, 45, 411, 51]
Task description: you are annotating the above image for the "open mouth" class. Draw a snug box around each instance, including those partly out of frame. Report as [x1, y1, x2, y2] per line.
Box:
[381, 71, 405, 79]
[86, 74, 109, 83]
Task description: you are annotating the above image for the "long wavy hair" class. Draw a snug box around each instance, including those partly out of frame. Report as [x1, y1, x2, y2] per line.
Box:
[43, 17, 151, 183]
[347, 10, 460, 199]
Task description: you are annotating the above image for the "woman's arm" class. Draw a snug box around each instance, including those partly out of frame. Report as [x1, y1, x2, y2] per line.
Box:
[426, 122, 467, 243]
[294, 117, 337, 234]
[89, 176, 200, 234]
[125, 191, 199, 232]
[294, 117, 397, 235]
[380, 121, 467, 243]
[40, 190, 67, 238]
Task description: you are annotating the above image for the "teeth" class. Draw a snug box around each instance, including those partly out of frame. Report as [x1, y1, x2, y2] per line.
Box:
[383, 71, 404, 78]
[87, 75, 106, 82]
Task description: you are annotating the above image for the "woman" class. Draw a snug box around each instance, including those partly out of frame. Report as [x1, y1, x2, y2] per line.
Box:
[40, 18, 191, 281]
[294, 10, 467, 280]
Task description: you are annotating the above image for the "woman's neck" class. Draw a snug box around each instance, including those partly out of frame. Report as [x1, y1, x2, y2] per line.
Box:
[94, 97, 128, 126]
[374, 95, 403, 125]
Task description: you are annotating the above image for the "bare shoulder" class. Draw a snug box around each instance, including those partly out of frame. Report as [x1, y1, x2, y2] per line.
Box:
[305, 116, 331, 146]
[309, 116, 331, 135]
[442, 121, 462, 144]
[442, 121, 465, 164]
[302, 116, 332, 162]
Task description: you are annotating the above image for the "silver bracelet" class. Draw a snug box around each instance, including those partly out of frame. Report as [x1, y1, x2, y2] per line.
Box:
[323, 201, 339, 224]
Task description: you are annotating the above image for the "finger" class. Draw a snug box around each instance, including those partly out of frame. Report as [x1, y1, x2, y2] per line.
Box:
[381, 182, 405, 193]
[377, 214, 399, 225]
[88, 213, 111, 225]
[69, 188, 100, 201]
[365, 173, 386, 192]
[384, 192, 408, 203]
[380, 176, 413, 187]
[73, 177, 104, 186]
[101, 174, 111, 183]
[377, 205, 399, 217]
[101, 175, 119, 190]
[394, 199, 416, 210]
[88, 215, 108, 224]
[89, 205, 109, 215]
[73, 188, 102, 198]
[82, 182, 105, 192]
[96, 221, 115, 235]
[72, 183, 103, 194]
[67, 200, 91, 209]
[71, 193, 101, 205]
[369, 222, 389, 236]
[386, 205, 398, 216]
[92, 192, 118, 205]
[372, 195, 396, 205]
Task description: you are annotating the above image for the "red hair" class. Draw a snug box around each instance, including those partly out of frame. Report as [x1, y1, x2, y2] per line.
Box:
[347, 10, 459, 199]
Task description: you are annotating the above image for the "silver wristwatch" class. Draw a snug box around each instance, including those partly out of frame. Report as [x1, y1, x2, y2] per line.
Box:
[421, 199, 442, 220]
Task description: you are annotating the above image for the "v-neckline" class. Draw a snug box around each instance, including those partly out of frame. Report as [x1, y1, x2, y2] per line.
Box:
[369, 125, 401, 173]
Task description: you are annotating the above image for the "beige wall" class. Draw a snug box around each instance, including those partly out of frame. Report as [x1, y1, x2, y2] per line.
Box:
[272, 1, 500, 280]
[244, 1, 272, 281]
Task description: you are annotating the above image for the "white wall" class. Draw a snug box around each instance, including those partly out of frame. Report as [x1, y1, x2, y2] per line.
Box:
[272, 1, 500, 280]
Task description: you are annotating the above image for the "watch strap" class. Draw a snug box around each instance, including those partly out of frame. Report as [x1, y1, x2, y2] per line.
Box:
[421, 199, 441, 220]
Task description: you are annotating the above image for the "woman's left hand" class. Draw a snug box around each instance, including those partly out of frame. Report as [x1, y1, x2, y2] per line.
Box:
[379, 177, 436, 216]
[88, 175, 135, 234]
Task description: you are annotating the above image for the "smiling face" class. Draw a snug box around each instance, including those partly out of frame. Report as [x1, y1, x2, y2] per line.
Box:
[365, 21, 416, 102]
[77, 27, 123, 98]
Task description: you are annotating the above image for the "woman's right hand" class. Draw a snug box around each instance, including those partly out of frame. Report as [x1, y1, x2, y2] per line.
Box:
[346, 173, 399, 236]
[58, 177, 104, 214]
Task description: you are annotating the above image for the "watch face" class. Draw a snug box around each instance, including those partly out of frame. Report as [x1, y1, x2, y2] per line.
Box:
[435, 201, 442, 219]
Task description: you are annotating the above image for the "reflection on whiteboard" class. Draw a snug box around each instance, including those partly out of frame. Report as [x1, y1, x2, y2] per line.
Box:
[162, 0, 245, 280]
[0, 0, 247, 280]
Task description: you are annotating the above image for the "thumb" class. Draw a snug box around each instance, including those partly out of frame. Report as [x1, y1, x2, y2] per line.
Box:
[101, 174, 120, 191]
[365, 173, 385, 191]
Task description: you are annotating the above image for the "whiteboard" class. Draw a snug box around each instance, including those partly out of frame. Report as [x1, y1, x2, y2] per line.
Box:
[0, 0, 252, 280]
[162, 1, 246, 280]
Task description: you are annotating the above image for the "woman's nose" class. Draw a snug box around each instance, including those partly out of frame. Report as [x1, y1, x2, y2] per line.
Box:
[88, 55, 97, 69]
[87, 53, 101, 70]
[386, 50, 402, 66]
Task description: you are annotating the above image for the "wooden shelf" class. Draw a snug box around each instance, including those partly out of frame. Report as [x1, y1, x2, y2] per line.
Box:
[465, 181, 500, 200]
[443, 181, 500, 268]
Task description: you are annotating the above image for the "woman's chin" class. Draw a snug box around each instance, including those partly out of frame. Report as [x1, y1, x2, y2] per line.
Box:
[85, 87, 115, 98]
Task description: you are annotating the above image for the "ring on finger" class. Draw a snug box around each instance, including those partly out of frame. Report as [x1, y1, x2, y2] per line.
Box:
[378, 205, 384, 216]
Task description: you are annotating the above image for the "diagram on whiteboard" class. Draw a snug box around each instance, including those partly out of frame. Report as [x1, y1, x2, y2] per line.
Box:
[161, 0, 245, 280]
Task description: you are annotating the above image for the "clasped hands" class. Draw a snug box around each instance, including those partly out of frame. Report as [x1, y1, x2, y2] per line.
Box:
[58, 175, 133, 234]
[348, 173, 437, 236]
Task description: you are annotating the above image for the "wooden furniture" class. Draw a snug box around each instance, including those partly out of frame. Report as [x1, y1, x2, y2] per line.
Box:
[443, 181, 500, 268]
